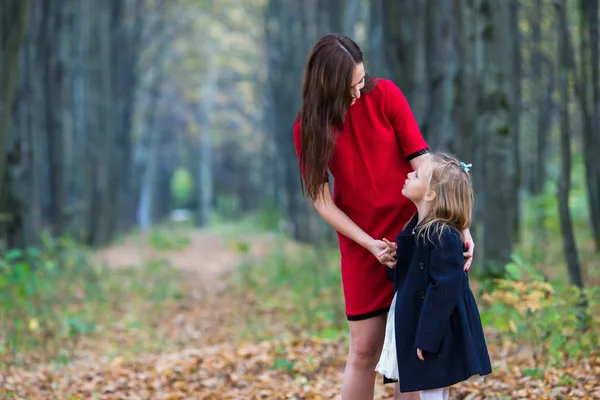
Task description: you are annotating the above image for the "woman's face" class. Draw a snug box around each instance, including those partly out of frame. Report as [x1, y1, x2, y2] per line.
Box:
[350, 62, 365, 106]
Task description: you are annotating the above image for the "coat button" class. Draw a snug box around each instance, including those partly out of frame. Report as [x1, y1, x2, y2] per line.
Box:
[420, 292, 425, 299]
[419, 262, 424, 270]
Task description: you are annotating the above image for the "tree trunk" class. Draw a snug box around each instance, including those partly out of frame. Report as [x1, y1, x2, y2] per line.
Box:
[510, 0, 522, 241]
[585, 0, 600, 251]
[531, 0, 553, 195]
[0, 0, 30, 245]
[555, 0, 584, 289]
[196, 61, 217, 227]
[423, 0, 458, 150]
[479, 0, 517, 278]
[378, 0, 428, 123]
[264, 0, 287, 225]
[574, 0, 599, 251]
[265, 0, 312, 241]
[454, 0, 483, 252]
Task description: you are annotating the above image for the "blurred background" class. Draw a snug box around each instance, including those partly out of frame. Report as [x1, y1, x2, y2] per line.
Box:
[1, 0, 599, 398]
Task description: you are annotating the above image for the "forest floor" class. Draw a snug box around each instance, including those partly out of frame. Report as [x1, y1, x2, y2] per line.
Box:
[1, 224, 599, 399]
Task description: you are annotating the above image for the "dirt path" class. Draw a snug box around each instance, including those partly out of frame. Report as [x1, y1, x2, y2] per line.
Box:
[94, 229, 265, 283]
[91, 229, 275, 346]
[2, 229, 359, 399]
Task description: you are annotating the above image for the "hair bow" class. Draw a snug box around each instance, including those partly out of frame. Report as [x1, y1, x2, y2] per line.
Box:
[460, 162, 472, 173]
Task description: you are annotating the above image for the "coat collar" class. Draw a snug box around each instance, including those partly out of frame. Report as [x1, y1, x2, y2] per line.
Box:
[398, 213, 419, 238]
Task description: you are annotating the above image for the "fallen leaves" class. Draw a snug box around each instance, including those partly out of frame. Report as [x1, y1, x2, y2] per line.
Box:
[2, 230, 599, 399]
[2, 336, 599, 399]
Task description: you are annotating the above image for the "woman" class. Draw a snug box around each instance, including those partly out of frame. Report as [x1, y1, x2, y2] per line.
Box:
[293, 34, 475, 399]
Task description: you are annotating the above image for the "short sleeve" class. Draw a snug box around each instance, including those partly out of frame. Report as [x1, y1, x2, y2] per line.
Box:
[293, 120, 302, 159]
[293, 119, 329, 183]
[383, 81, 429, 161]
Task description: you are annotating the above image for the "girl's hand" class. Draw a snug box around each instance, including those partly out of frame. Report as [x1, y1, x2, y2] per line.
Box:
[381, 238, 398, 268]
[382, 238, 397, 257]
[417, 348, 424, 361]
[366, 239, 396, 267]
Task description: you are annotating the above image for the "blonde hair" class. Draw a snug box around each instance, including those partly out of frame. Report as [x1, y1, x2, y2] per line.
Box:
[414, 152, 474, 244]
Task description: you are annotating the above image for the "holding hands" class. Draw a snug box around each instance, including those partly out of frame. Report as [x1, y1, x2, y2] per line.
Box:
[368, 233, 475, 271]
[366, 238, 397, 268]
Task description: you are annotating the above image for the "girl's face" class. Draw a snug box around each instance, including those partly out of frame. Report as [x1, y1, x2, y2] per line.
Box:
[402, 160, 432, 202]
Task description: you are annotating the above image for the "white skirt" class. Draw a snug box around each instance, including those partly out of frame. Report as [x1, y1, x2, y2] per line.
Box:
[375, 291, 399, 380]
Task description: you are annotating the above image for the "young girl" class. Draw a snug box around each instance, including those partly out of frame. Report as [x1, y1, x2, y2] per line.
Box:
[376, 152, 492, 399]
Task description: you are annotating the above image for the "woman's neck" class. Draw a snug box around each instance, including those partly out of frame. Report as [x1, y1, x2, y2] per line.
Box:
[415, 201, 432, 225]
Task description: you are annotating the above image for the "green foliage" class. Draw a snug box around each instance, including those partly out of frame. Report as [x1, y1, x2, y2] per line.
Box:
[149, 229, 191, 251]
[214, 193, 241, 219]
[256, 200, 283, 231]
[0, 234, 101, 365]
[480, 254, 600, 371]
[170, 167, 194, 209]
[516, 155, 597, 279]
[235, 238, 346, 340]
[0, 232, 186, 367]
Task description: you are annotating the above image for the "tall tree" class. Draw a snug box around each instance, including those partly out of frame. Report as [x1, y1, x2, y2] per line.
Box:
[2, 0, 149, 249]
[510, 0, 523, 240]
[454, 0, 481, 171]
[264, 0, 313, 240]
[373, 0, 428, 122]
[530, 0, 555, 196]
[554, 0, 584, 289]
[479, 0, 518, 277]
[0, 0, 30, 246]
[423, 0, 458, 150]
[583, 0, 600, 251]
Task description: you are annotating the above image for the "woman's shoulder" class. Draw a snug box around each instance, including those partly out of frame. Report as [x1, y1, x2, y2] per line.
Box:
[365, 78, 410, 114]
[367, 77, 395, 97]
[369, 77, 405, 95]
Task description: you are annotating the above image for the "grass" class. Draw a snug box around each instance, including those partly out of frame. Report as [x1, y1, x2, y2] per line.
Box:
[0, 229, 189, 368]
[234, 237, 347, 341]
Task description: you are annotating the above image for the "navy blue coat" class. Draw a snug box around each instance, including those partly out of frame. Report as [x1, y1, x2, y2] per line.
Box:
[385, 216, 492, 392]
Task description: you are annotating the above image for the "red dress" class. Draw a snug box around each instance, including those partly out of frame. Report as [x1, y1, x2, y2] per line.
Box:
[293, 78, 429, 320]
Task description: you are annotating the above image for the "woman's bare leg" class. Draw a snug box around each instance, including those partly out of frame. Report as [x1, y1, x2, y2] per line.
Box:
[341, 315, 386, 400]
[341, 315, 419, 400]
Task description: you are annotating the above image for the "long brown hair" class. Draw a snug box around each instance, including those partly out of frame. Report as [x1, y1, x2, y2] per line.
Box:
[415, 153, 474, 244]
[298, 34, 376, 201]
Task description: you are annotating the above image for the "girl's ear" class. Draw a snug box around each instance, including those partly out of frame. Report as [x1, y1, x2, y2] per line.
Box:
[424, 189, 436, 203]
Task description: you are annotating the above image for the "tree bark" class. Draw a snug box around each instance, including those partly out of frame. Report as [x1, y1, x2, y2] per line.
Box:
[196, 60, 217, 227]
[0, 0, 30, 244]
[377, 0, 428, 123]
[585, 0, 600, 251]
[479, 0, 517, 278]
[510, 0, 522, 241]
[555, 0, 584, 289]
[423, 0, 458, 150]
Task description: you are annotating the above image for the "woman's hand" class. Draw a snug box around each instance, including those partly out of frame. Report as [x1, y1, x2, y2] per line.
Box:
[366, 239, 396, 268]
[462, 228, 475, 271]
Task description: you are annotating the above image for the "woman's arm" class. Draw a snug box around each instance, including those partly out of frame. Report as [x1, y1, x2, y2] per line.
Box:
[313, 182, 393, 264]
[409, 152, 431, 170]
